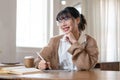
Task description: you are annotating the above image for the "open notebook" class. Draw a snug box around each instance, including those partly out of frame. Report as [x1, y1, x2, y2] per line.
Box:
[0, 66, 41, 75]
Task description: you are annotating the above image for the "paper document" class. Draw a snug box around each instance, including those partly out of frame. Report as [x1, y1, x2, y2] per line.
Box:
[0, 66, 41, 75]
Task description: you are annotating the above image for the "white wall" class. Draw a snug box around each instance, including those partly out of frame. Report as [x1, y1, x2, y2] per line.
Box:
[52, 0, 61, 36]
[60, 0, 82, 8]
[59, 0, 87, 16]
[0, 0, 16, 63]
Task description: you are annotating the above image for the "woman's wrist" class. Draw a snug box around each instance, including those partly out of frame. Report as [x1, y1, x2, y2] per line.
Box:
[72, 40, 77, 44]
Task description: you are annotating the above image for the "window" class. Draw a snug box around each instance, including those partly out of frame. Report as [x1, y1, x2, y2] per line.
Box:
[16, 0, 50, 48]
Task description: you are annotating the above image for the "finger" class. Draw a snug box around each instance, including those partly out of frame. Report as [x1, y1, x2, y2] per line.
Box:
[38, 60, 47, 69]
[38, 63, 47, 70]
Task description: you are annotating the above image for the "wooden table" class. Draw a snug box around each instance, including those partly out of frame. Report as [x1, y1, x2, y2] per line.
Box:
[0, 69, 120, 80]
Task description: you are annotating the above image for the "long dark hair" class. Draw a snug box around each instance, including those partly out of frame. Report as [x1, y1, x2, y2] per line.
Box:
[56, 7, 87, 31]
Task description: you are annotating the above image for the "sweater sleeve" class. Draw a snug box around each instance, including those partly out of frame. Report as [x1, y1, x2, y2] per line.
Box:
[68, 37, 99, 71]
[34, 38, 54, 69]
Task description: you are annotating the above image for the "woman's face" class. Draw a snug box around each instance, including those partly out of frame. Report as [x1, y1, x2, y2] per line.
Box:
[57, 17, 79, 34]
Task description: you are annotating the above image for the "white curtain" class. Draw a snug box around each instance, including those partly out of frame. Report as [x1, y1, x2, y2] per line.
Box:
[86, 0, 120, 62]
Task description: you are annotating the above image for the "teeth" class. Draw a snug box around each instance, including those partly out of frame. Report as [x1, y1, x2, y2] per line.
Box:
[64, 28, 69, 31]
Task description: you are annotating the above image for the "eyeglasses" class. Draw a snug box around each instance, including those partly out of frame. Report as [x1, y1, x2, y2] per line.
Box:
[56, 17, 71, 26]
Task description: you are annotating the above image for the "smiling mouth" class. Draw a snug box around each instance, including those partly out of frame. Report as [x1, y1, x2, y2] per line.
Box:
[63, 27, 70, 32]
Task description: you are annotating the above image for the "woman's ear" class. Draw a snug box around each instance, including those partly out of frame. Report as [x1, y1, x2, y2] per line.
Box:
[76, 17, 80, 24]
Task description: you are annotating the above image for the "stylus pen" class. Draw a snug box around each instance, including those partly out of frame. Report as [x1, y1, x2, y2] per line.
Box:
[36, 52, 45, 61]
[36, 52, 52, 69]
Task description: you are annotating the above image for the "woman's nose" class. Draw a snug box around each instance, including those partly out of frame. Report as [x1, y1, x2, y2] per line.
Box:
[61, 20, 67, 26]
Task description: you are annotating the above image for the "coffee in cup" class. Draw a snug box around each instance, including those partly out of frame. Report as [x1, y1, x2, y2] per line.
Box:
[24, 56, 34, 68]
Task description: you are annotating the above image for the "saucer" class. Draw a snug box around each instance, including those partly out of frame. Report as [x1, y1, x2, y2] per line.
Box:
[1, 62, 20, 65]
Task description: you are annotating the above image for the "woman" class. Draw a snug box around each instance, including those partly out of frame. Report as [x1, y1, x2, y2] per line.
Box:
[34, 7, 99, 71]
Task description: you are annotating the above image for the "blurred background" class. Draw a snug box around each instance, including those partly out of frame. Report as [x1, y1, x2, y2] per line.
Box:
[0, 0, 120, 64]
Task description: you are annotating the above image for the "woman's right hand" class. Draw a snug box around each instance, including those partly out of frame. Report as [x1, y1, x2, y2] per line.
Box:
[66, 32, 77, 44]
[38, 60, 51, 70]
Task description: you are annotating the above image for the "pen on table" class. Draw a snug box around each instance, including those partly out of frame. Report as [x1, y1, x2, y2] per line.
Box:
[36, 52, 52, 70]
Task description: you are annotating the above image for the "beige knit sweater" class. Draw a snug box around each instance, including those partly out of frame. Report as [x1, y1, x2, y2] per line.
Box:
[34, 34, 99, 71]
